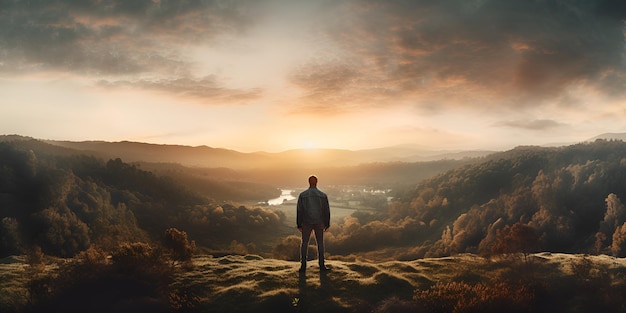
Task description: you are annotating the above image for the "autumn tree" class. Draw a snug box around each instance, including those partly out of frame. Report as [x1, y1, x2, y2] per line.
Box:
[491, 223, 540, 263]
[596, 193, 626, 254]
[611, 222, 626, 257]
[162, 228, 196, 264]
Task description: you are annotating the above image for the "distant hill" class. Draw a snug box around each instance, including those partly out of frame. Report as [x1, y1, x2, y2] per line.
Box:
[0, 134, 484, 189]
[328, 140, 626, 259]
[5, 133, 626, 170]
[587, 132, 626, 142]
[44, 139, 269, 169]
[33, 138, 495, 169]
[0, 139, 289, 258]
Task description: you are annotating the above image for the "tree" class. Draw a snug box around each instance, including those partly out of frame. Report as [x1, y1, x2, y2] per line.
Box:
[491, 223, 540, 263]
[611, 222, 626, 257]
[162, 228, 195, 264]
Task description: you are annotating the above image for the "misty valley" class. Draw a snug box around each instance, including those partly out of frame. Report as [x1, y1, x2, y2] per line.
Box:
[3, 136, 626, 312]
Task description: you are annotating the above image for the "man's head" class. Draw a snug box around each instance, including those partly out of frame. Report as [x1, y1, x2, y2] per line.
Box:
[308, 175, 318, 187]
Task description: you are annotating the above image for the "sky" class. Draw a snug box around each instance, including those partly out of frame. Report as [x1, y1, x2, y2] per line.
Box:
[0, 0, 625, 153]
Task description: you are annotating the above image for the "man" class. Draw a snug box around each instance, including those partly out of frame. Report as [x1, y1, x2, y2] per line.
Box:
[297, 175, 331, 272]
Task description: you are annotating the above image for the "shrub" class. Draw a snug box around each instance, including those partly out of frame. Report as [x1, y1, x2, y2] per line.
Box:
[111, 242, 156, 269]
[272, 235, 301, 261]
[26, 242, 173, 313]
[413, 281, 535, 313]
[372, 297, 417, 313]
[110, 242, 173, 289]
[26, 245, 45, 272]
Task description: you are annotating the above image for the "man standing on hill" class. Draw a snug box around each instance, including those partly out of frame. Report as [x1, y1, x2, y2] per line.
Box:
[297, 175, 331, 272]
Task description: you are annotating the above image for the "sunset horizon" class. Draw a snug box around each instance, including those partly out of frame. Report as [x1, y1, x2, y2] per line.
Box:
[1, 1, 625, 153]
[2, 131, 613, 155]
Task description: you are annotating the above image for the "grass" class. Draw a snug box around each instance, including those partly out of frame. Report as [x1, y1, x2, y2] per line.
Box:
[2, 252, 626, 312]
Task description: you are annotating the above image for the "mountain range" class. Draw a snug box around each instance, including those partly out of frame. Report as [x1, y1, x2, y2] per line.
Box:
[1, 132, 623, 170]
[0, 135, 494, 169]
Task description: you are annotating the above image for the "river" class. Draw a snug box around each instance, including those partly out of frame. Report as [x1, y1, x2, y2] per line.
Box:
[267, 189, 296, 205]
[267, 189, 360, 220]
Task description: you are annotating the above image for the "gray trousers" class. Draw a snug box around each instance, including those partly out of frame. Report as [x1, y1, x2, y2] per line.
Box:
[300, 223, 325, 266]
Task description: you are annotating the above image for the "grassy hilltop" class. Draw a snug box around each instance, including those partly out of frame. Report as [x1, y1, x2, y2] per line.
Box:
[2, 252, 626, 313]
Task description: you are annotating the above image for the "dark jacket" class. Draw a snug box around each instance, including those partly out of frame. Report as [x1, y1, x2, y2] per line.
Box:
[297, 187, 330, 228]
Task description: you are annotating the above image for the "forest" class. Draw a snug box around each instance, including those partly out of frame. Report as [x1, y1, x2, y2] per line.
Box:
[0, 137, 478, 259]
[0, 139, 285, 257]
[323, 140, 626, 260]
[3, 138, 626, 260]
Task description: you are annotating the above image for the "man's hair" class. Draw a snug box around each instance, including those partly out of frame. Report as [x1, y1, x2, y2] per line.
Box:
[308, 175, 318, 185]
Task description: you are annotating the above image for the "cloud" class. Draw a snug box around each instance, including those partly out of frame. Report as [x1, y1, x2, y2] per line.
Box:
[494, 119, 565, 131]
[0, 0, 272, 104]
[0, 0, 251, 75]
[99, 76, 263, 102]
[295, 0, 626, 112]
[288, 61, 369, 114]
[2, 0, 624, 115]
